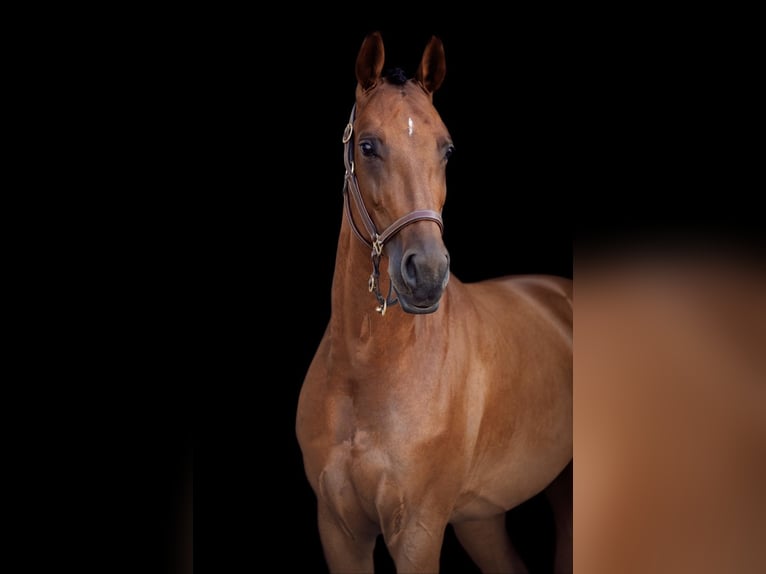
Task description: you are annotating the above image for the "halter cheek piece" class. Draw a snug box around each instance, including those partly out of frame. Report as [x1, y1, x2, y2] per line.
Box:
[342, 104, 444, 315]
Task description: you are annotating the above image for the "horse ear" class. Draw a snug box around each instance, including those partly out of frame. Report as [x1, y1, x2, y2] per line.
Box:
[356, 31, 385, 92]
[415, 35, 446, 95]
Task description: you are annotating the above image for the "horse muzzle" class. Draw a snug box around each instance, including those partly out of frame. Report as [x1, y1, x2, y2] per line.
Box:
[392, 246, 450, 314]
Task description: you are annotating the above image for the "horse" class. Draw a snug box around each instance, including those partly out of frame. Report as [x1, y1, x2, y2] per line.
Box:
[296, 31, 573, 574]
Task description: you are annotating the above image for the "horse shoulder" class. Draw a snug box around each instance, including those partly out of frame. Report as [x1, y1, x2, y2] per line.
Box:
[446, 276, 572, 514]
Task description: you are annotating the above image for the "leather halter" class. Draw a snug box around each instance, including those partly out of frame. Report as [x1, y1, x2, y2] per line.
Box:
[341, 103, 444, 315]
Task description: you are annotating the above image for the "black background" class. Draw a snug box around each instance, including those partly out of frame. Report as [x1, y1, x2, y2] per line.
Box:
[87, 19, 573, 573]
[95, 11, 760, 574]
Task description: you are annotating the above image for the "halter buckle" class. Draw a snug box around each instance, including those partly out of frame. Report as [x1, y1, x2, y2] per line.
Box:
[372, 236, 383, 256]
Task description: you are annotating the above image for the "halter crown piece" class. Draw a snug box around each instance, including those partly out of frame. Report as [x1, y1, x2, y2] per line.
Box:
[341, 104, 444, 315]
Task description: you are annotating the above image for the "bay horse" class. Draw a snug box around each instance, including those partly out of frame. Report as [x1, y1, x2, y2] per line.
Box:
[296, 31, 572, 573]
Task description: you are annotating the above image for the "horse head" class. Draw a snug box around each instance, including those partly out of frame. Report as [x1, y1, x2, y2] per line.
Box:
[344, 32, 452, 314]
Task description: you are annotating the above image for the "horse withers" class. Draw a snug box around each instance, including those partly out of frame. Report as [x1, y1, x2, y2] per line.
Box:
[296, 31, 573, 573]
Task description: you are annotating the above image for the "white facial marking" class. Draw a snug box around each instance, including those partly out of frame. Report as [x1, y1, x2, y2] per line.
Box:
[408, 117, 414, 137]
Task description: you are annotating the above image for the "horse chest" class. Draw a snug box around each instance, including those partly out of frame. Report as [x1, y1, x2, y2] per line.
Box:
[317, 380, 463, 516]
[317, 428, 410, 531]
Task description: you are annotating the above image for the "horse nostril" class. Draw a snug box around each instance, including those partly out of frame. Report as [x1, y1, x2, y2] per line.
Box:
[402, 252, 419, 289]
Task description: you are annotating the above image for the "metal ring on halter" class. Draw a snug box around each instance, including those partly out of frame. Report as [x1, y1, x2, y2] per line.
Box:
[342, 122, 353, 144]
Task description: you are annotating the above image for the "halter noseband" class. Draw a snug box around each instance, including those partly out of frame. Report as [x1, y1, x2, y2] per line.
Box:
[341, 103, 444, 315]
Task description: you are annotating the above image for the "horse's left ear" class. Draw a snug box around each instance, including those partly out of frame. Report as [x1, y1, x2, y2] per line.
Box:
[415, 35, 446, 96]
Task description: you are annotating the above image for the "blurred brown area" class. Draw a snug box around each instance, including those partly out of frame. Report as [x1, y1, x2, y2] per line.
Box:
[575, 246, 766, 573]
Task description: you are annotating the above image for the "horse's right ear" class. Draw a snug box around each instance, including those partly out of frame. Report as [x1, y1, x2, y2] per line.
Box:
[355, 31, 385, 92]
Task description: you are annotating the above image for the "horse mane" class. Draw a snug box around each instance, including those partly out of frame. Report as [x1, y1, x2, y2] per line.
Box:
[383, 67, 409, 85]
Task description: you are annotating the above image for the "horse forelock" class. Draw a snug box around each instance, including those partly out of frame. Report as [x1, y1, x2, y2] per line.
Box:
[383, 67, 409, 85]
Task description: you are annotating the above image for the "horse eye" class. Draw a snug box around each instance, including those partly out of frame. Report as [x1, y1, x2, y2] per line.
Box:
[445, 145, 455, 161]
[360, 141, 375, 157]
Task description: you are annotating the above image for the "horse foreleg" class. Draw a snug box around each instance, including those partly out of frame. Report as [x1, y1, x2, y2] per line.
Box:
[544, 460, 573, 574]
[317, 503, 377, 574]
[453, 513, 529, 574]
[383, 515, 448, 574]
